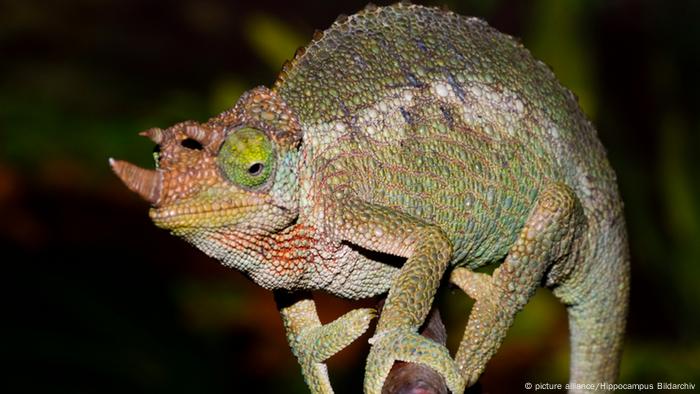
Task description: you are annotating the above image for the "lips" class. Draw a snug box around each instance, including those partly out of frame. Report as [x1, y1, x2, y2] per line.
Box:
[109, 158, 162, 204]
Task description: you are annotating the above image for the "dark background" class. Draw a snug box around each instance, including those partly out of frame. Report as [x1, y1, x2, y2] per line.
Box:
[2, 0, 699, 392]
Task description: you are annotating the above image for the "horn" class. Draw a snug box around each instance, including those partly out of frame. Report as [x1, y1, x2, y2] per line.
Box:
[139, 127, 164, 144]
[184, 123, 220, 150]
[184, 124, 206, 141]
[109, 158, 162, 204]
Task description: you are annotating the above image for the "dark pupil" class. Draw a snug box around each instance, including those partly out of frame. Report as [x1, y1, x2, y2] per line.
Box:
[248, 162, 264, 176]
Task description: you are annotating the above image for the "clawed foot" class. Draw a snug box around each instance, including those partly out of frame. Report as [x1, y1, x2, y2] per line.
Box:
[364, 328, 466, 394]
[293, 308, 376, 394]
[296, 307, 377, 363]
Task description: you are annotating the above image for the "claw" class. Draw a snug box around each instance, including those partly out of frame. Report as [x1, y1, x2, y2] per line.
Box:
[298, 308, 376, 364]
[365, 329, 466, 394]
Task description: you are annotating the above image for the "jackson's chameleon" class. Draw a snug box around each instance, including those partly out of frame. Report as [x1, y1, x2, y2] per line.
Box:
[110, 3, 629, 393]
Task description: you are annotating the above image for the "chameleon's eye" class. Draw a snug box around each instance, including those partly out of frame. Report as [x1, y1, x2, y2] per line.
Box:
[218, 127, 275, 188]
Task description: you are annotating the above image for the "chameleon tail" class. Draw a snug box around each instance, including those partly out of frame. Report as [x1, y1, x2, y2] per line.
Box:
[564, 219, 629, 393]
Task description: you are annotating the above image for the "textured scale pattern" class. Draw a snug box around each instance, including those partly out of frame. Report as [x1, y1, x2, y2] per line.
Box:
[111, 3, 629, 394]
[275, 4, 617, 269]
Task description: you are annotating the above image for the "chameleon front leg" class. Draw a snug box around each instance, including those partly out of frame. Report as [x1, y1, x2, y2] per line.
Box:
[381, 301, 451, 394]
[450, 182, 584, 387]
[331, 200, 465, 394]
[275, 291, 376, 394]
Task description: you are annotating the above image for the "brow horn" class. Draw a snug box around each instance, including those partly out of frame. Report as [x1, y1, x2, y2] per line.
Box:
[139, 127, 164, 144]
[109, 158, 162, 204]
[184, 123, 221, 150]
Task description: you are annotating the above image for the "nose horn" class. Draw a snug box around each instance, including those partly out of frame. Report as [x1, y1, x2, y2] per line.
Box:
[109, 158, 162, 204]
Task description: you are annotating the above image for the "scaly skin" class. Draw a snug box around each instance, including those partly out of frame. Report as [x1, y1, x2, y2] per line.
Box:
[110, 3, 629, 394]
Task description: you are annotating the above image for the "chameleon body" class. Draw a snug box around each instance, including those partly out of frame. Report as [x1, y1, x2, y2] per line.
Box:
[111, 3, 629, 394]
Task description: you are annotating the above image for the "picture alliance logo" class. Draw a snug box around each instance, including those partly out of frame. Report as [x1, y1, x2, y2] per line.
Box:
[525, 382, 697, 391]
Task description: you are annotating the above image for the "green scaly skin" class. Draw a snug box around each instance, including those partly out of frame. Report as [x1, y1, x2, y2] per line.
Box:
[111, 3, 629, 394]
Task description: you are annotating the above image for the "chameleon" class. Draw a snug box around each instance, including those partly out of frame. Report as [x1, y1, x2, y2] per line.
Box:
[110, 3, 629, 393]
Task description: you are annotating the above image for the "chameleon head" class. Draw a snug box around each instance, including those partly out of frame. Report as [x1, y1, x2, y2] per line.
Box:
[110, 86, 301, 253]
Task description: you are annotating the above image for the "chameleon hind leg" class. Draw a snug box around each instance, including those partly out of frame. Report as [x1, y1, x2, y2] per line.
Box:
[275, 291, 377, 394]
[450, 182, 585, 387]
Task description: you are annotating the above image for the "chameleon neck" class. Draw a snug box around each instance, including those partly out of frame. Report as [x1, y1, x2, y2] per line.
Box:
[176, 224, 397, 298]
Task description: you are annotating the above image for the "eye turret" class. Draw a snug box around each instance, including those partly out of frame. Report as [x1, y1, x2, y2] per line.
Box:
[217, 127, 275, 189]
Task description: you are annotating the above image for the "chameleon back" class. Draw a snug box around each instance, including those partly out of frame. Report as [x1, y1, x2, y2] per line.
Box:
[274, 3, 621, 268]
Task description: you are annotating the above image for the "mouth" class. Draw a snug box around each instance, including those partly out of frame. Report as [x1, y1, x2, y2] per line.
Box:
[149, 203, 263, 229]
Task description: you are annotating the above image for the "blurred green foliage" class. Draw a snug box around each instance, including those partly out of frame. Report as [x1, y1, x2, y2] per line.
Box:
[2, 0, 699, 393]
[244, 13, 307, 71]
